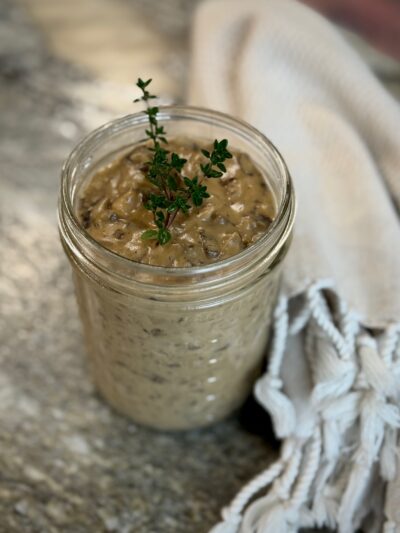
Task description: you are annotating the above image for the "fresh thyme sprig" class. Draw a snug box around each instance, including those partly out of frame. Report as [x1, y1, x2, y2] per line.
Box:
[133, 78, 232, 245]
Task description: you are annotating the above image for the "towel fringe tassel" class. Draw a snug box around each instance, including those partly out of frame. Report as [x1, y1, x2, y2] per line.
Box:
[210, 280, 400, 533]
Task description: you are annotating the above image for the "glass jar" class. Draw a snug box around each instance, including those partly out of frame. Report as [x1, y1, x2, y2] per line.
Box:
[58, 107, 295, 430]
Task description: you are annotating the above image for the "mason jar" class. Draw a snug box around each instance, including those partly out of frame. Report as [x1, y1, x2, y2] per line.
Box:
[58, 107, 295, 430]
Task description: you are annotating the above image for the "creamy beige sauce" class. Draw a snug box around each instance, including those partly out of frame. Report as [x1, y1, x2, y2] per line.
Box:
[71, 138, 284, 430]
[74, 265, 281, 430]
[78, 139, 276, 267]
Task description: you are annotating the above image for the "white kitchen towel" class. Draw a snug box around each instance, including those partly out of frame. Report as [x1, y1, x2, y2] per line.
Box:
[188, 1, 400, 532]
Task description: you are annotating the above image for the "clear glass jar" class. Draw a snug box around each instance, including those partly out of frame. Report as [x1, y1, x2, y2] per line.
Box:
[58, 107, 295, 430]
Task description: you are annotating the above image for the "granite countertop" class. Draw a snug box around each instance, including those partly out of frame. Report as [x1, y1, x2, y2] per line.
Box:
[0, 1, 277, 531]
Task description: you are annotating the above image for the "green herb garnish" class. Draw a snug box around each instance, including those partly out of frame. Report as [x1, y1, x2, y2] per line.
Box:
[133, 78, 232, 245]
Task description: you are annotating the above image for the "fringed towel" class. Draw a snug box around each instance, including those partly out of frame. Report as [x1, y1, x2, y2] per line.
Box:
[189, 1, 400, 531]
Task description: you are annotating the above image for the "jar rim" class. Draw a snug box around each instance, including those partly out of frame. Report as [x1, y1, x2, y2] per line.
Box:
[60, 105, 295, 282]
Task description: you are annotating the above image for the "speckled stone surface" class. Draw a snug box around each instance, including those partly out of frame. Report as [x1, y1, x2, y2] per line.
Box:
[0, 2, 278, 532]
